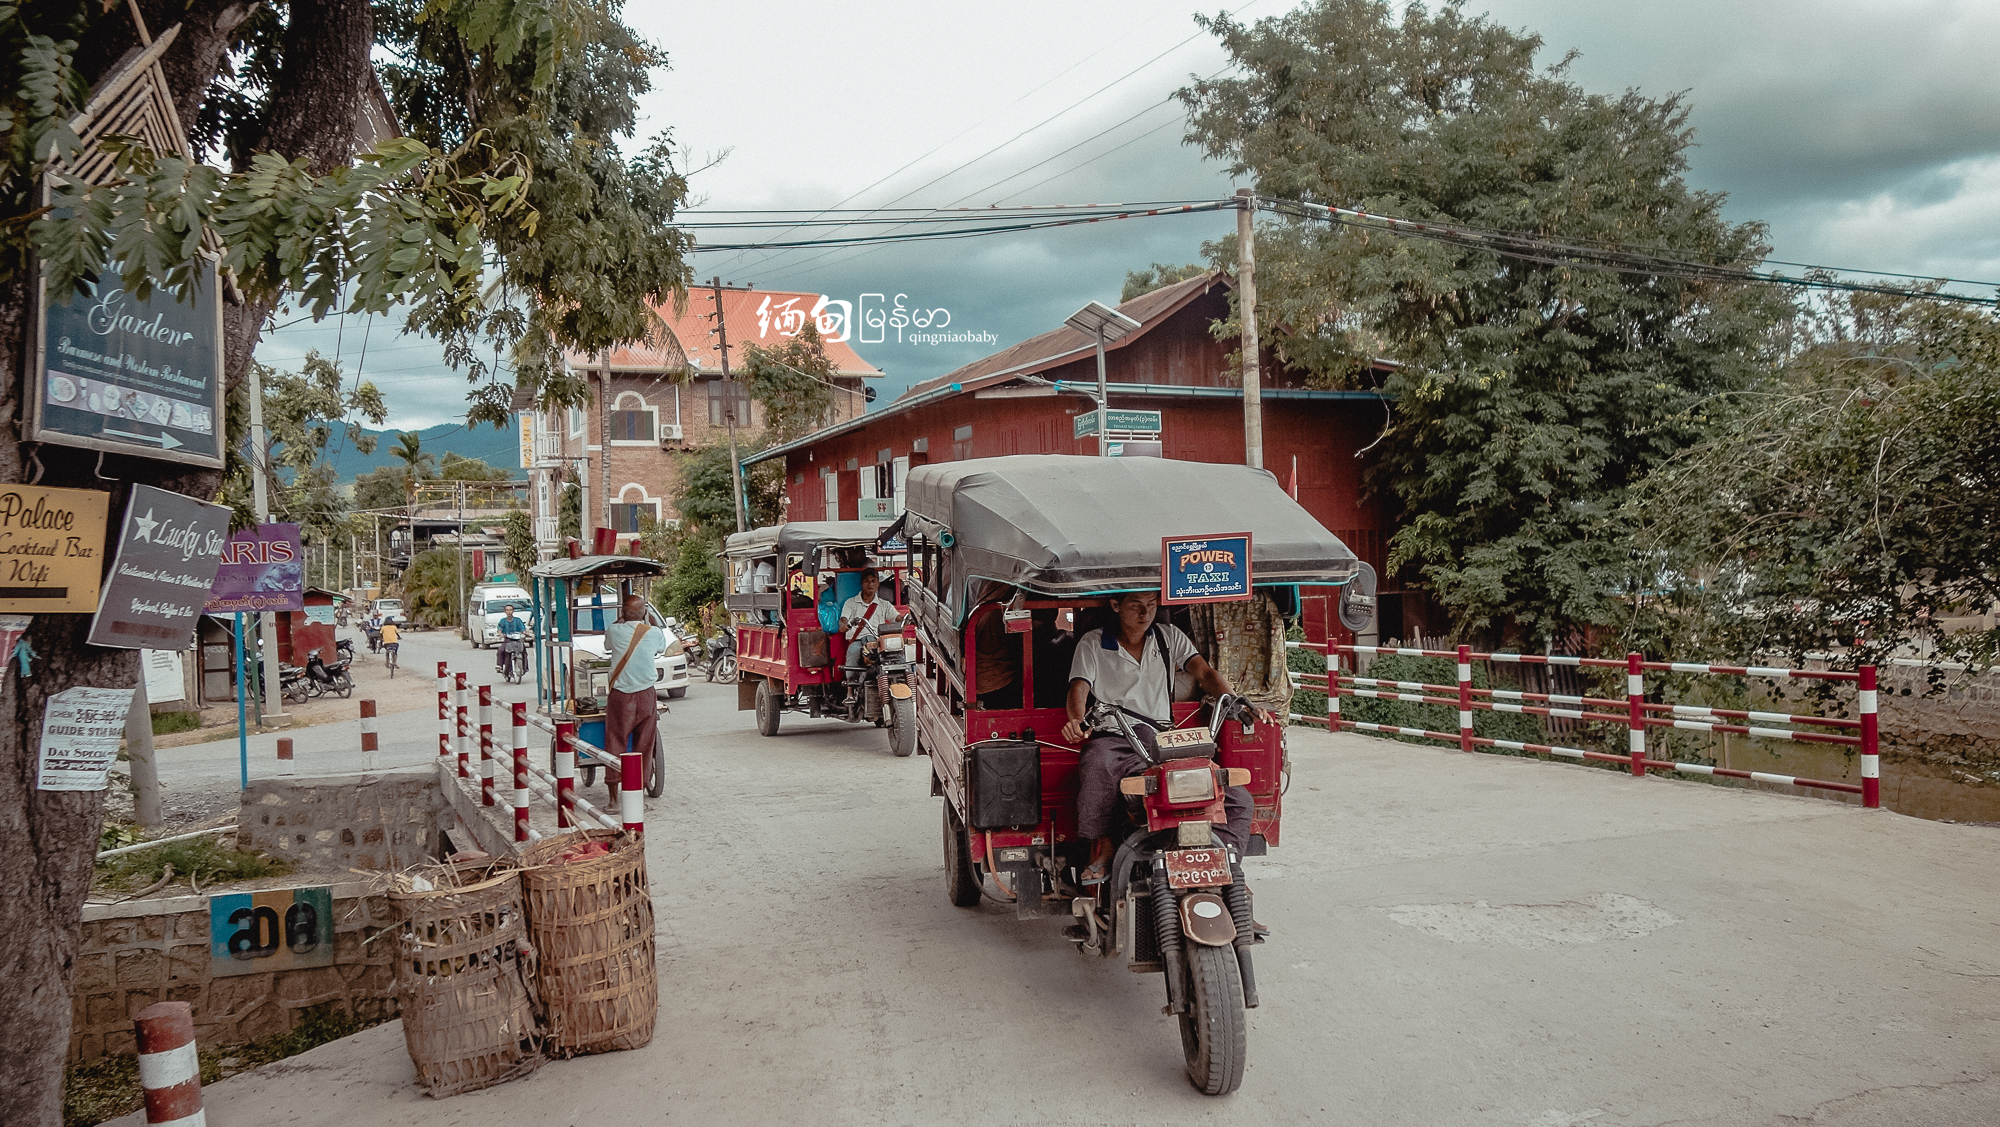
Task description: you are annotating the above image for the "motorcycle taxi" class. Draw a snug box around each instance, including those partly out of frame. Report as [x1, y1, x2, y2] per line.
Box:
[889, 455, 1370, 1095]
[723, 522, 918, 756]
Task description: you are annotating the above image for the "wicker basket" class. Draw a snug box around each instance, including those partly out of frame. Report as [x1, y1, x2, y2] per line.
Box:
[389, 867, 543, 1097]
[520, 829, 657, 1055]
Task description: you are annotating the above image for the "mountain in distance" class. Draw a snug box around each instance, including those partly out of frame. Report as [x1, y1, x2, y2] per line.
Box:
[322, 417, 521, 485]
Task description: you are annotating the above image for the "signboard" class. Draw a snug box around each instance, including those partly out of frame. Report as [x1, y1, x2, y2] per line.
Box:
[0, 484, 110, 612]
[857, 497, 896, 521]
[204, 523, 303, 613]
[1161, 533, 1254, 605]
[142, 649, 186, 704]
[33, 257, 226, 467]
[209, 886, 335, 977]
[1073, 409, 1163, 439]
[36, 686, 135, 790]
[90, 485, 231, 650]
[304, 604, 336, 625]
[518, 412, 535, 467]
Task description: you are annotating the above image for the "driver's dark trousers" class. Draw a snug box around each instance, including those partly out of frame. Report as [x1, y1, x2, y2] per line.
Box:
[1076, 731, 1252, 852]
[604, 688, 657, 787]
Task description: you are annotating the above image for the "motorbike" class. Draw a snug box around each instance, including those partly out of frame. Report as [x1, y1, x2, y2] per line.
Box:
[365, 623, 382, 653]
[498, 633, 529, 684]
[305, 648, 353, 699]
[279, 661, 312, 703]
[334, 638, 356, 663]
[835, 623, 916, 755]
[703, 627, 737, 683]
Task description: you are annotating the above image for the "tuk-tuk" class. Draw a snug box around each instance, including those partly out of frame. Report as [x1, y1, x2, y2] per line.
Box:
[723, 521, 918, 755]
[891, 455, 1368, 1095]
[528, 553, 674, 798]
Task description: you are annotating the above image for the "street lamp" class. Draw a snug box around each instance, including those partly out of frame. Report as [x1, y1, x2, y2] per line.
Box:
[1064, 300, 1142, 456]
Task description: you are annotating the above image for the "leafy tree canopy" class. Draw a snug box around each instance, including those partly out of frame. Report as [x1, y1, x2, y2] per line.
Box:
[673, 444, 780, 538]
[1628, 290, 2000, 672]
[218, 351, 384, 540]
[738, 323, 840, 444]
[1122, 262, 1207, 302]
[502, 510, 536, 576]
[1180, 0, 1784, 646]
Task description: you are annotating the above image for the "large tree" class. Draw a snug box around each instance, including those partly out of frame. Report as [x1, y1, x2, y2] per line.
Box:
[0, 3, 693, 1119]
[1180, 0, 1784, 646]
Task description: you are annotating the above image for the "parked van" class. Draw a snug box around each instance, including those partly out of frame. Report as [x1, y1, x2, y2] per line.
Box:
[371, 597, 403, 623]
[467, 584, 532, 647]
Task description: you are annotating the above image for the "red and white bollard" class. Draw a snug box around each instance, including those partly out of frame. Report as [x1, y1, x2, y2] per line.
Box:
[478, 685, 495, 807]
[1456, 644, 1475, 753]
[276, 737, 293, 776]
[134, 1000, 205, 1126]
[1860, 664, 1880, 809]
[1627, 652, 1647, 778]
[1324, 648, 1340, 730]
[553, 720, 576, 829]
[511, 702, 530, 842]
[359, 699, 378, 771]
[620, 740, 643, 835]
[436, 663, 451, 761]
[454, 672, 469, 779]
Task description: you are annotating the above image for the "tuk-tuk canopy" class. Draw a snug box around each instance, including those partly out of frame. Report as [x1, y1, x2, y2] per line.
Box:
[723, 521, 892, 562]
[529, 554, 667, 580]
[902, 455, 1361, 624]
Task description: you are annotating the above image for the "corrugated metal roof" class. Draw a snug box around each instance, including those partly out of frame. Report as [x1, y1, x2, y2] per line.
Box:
[562, 288, 885, 378]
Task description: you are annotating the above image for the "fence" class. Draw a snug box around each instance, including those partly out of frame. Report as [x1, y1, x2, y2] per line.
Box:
[1289, 642, 1880, 808]
[429, 661, 628, 842]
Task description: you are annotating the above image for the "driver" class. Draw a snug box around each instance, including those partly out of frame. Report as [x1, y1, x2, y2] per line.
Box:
[837, 569, 894, 641]
[1060, 590, 1262, 884]
[494, 604, 527, 671]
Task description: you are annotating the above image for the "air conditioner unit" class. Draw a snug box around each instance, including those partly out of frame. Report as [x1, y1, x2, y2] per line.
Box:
[658, 424, 683, 445]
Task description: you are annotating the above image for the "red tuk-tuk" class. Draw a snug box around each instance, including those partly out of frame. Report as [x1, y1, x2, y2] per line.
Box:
[890, 455, 1368, 1095]
[723, 521, 918, 755]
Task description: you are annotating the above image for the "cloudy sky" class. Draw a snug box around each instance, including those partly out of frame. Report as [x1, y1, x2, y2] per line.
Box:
[264, 0, 2000, 428]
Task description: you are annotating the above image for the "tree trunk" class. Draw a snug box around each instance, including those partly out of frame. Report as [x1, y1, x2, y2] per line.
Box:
[0, 3, 372, 1121]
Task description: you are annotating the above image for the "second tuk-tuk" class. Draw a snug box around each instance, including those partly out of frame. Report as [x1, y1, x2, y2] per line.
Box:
[723, 521, 917, 755]
[890, 454, 1371, 1095]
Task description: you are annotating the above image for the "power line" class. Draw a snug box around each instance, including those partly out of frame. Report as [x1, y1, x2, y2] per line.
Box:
[687, 202, 1231, 253]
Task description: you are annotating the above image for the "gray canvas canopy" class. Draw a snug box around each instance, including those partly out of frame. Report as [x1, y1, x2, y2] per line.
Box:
[902, 455, 1361, 624]
[724, 521, 894, 561]
[530, 554, 667, 580]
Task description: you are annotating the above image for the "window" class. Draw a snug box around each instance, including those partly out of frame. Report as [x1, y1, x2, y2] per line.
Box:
[567, 406, 585, 437]
[609, 502, 654, 533]
[610, 409, 654, 442]
[709, 380, 750, 426]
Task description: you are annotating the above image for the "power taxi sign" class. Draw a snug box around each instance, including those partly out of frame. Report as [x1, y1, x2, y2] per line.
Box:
[1161, 533, 1253, 605]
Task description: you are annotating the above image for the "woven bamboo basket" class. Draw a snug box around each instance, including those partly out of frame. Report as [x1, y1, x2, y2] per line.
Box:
[520, 829, 657, 1055]
[389, 867, 543, 1097]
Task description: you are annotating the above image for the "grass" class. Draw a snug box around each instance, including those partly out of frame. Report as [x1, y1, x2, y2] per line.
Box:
[94, 835, 291, 891]
[149, 711, 202, 735]
[64, 1004, 384, 1126]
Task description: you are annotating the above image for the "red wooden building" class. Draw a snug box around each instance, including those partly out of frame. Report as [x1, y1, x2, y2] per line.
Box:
[743, 271, 1414, 643]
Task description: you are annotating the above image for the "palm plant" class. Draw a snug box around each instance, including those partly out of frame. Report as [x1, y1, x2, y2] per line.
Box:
[387, 431, 437, 554]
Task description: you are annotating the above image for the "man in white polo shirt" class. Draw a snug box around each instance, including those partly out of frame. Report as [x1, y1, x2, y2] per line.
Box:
[1060, 589, 1263, 883]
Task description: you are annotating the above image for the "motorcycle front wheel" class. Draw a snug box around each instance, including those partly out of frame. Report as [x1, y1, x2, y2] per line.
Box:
[334, 671, 353, 698]
[714, 653, 737, 684]
[1177, 944, 1248, 1095]
[886, 693, 916, 757]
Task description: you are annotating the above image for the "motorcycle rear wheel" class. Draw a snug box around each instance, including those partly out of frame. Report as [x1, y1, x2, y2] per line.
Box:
[334, 671, 353, 698]
[1177, 943, 1248, 1095]
[942, 802, 980, 907]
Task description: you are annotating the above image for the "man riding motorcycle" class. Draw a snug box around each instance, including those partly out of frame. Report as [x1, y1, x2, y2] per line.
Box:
[836, 570, 896, 700]
[1059, 589, 1265, 885]
[494, 604, 529, 675]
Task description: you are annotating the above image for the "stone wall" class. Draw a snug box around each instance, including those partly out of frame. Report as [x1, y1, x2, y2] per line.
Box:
[70, 882, 398, 1062]
[240, 769, 447, 871]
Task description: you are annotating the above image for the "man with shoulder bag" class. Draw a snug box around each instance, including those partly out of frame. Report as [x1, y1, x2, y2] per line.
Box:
[604, 596, 666, 797]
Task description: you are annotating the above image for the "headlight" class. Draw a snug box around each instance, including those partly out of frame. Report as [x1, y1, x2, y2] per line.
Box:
[1164, 767, 1216, 804]
[880, 634, 905, 652]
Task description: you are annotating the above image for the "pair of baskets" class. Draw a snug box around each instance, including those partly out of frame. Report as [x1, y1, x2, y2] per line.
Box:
[389, 830, 656, 1097]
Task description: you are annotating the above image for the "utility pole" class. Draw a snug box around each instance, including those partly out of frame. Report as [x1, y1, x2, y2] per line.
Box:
[712, 277, 748, 532]
[1236, 187, 1265, 470]
[1093, 324, 1111, 457]
[456, 482, 466, 633]
[597, 356, 612, 542]
[246, 362, 289, 725]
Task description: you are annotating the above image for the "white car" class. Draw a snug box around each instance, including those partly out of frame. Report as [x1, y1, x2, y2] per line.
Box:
[468, 586, 532, 647]
[569, 600, 690, 699]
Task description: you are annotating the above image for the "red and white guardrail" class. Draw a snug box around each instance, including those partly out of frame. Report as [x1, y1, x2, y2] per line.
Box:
[1290, 642, 1880, 807]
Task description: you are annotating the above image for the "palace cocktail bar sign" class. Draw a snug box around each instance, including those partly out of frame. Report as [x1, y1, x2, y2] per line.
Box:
[0, 485, 110, 613]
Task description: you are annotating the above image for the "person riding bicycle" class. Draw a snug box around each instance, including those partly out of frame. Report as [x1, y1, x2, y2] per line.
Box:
[495, 604, 528, 672]
[379, 619, 400, 665]
[1059, 589, 1265, 885]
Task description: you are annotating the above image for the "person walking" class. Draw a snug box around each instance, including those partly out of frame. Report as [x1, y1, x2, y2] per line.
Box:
[603, 595, 666, 798]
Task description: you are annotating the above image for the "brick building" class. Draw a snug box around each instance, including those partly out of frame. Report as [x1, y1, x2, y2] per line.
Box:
[523, 285, 883, 555]
[743, 271, 1412, 642]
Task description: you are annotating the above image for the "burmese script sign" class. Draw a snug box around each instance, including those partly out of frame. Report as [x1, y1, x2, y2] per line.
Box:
[1160, 533, 1254, 605]
[89, 485, 231, 650]
[36, 686, 136, 791]
[0, 485, 110, 613]
[34, 257, 226, 468]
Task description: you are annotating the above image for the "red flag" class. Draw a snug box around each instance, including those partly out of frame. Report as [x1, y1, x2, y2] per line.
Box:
[1288, 455, 1299, 500]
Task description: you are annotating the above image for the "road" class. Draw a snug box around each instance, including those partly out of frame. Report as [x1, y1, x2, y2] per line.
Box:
[131, 665, 2000, 1126]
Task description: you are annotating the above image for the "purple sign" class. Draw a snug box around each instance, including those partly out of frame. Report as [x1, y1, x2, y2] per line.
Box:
[204, 523, 304, 613]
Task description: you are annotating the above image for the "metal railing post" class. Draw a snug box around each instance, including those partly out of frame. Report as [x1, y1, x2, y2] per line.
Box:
[454, 672, 470, 778]
[1457, 644, 1474, 753]
[1325, 647, 1340, 731]
[554, 720, 576, 829]
[512, 702, 531, 841]
[1627, 652, 1646, 778]
[1860, 665, 1880, 808]
[436, 663, 451, 761]
[359, 699, 378, 770]
[478, 684, 495, 806]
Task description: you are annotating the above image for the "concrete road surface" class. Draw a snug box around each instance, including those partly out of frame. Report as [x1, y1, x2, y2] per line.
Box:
[126, 678, 2000, 1126]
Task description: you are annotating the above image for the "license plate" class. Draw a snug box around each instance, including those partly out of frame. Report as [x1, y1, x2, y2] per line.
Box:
[1163, 847, 1233, 889]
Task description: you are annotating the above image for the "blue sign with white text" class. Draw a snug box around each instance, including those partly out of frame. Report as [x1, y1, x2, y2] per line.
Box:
[1161, 533, 1253, 604]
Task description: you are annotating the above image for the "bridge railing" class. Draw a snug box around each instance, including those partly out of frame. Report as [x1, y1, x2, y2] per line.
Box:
[1286, 643, 1879, 808]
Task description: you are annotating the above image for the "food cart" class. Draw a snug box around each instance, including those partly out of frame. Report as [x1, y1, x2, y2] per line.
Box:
[529, 553, 671, 797]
